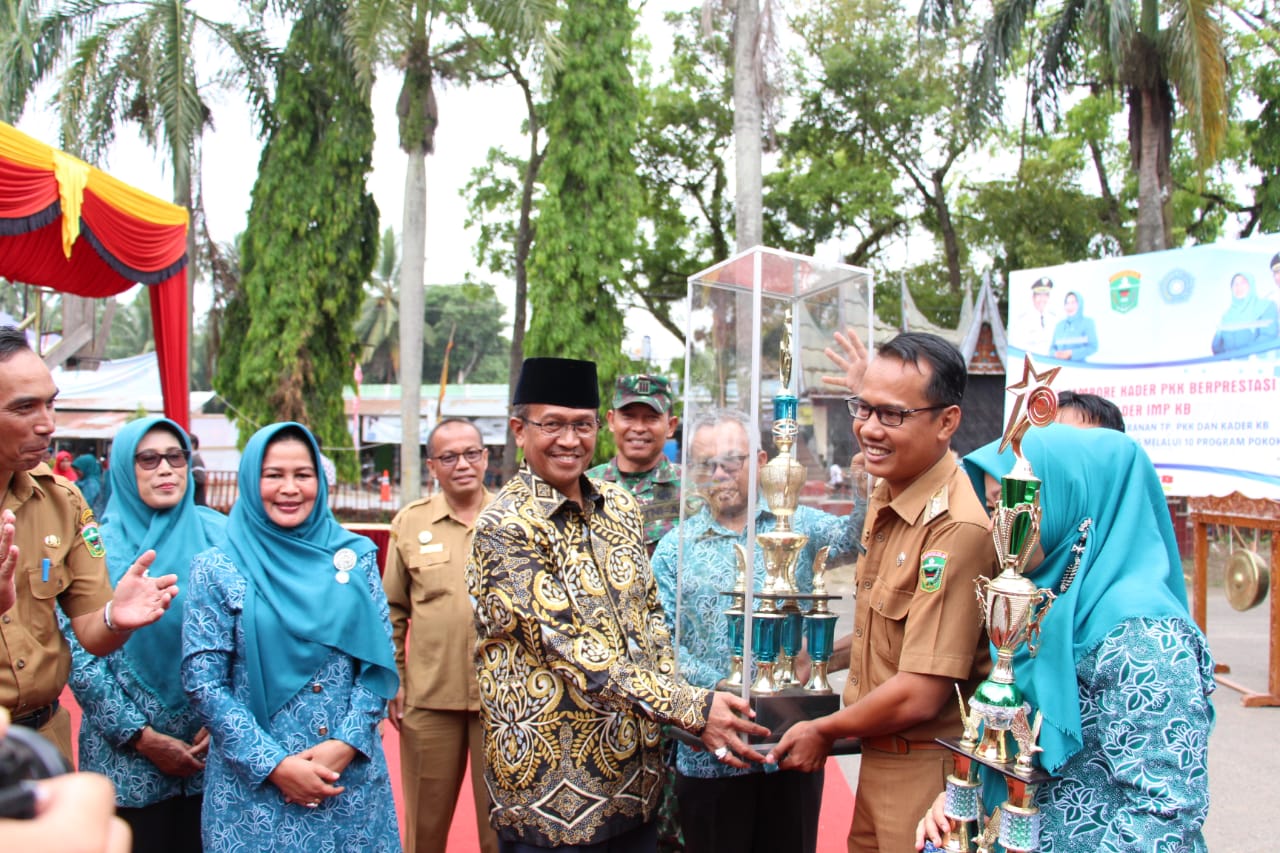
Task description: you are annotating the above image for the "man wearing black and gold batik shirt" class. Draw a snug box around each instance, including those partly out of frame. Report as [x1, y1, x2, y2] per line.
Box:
[466, 357, 767, 853]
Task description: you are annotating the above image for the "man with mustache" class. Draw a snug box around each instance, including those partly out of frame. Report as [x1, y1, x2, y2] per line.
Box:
[650, 408, 859, 853]
[466, 357, 767, 852]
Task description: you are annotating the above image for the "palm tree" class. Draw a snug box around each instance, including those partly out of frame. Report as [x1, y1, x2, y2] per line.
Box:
[0, 0, 55, 122]
[921, 0, 1228, 252]
[345, 0, 558, 502]
[9, 0, 276, 351]
[356, 227, 402, 384]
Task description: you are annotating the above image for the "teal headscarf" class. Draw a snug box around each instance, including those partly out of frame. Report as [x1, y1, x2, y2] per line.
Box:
[71, 453, 106, 517]
[962, 423, 1201, 775]
[1219, 272, 1269, 329]
[225, 422, 398, 728]
[100, 417, 226, 710]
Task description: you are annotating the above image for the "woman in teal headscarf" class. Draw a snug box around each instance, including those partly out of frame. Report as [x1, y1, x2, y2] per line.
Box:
[1049, 291, 1098, 361]
[1211, 271, 1279, 355]
[71, 452, 108, 518]
[181, 422, 399, 853]
[917, 424, 1215, 852]
[66, 417, 226, 853]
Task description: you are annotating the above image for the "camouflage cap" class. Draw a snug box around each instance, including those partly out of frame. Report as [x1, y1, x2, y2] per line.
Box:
[613, 374, 674, 414]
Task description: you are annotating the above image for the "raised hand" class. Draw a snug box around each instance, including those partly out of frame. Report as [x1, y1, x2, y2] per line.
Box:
[109, 551, 179, 630]
[821, 325, 871, 395]
[0, 509, 17, 615]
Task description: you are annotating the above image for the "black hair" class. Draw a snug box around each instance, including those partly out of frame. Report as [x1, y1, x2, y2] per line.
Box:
[0, 326, 33, 363]
[265, 424, 319, 466]
[876, 332, 967, 407]
[1057, 391, 1126, 432]
[427, 417, 483, 458]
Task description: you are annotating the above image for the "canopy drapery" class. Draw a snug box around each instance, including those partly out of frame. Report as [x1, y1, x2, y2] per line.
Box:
[0, 121, 189, 429]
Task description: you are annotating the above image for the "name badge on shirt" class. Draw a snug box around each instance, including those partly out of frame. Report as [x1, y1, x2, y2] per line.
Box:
[419, 543, 444, 554]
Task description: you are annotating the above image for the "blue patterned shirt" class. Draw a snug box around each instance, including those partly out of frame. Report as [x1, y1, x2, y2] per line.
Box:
[651, 501, 859, 778]
[1033, 617, 1214, 852]
[64, 618, 205, 807]
[181, 547, 400, 853]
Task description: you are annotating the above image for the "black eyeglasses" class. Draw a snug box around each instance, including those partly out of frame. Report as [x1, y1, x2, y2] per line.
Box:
[845, 396, 949, 428]
[134, 448, 191, 470]
[522, 418, 600, 438]
[432, 448, 485, 467]
[692, 453, 750, 477]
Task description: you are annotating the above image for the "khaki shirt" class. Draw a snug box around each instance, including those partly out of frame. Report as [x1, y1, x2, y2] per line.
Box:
[843, 454, 996, 742]
[1, 465, 113, 714]
[383, 490, 493, 711]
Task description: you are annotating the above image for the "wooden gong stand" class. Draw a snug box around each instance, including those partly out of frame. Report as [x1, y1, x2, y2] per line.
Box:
[1189, 493, 1280, 707]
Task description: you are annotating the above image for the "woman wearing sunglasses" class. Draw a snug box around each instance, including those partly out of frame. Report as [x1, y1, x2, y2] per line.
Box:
[65, 417, 227, 852]
[181, 422, 400, 852]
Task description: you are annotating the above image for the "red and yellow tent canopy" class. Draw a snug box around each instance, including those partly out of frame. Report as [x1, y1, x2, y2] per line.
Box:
[0, 120, 189, 429]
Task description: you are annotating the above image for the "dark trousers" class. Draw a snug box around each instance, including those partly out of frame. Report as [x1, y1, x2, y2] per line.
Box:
[499, 821, 658, 853]
[675, 768, 824, 853]
[116, 794, 203, 853]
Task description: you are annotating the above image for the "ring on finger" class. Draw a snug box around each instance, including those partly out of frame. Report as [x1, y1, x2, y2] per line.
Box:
[713, 745, 729, 760]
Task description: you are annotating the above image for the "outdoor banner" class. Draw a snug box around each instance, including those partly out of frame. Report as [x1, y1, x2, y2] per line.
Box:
[1007, 235, 1280, 499]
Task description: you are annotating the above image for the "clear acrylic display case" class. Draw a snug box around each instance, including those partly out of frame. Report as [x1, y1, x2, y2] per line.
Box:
[672, 246, 873, 739]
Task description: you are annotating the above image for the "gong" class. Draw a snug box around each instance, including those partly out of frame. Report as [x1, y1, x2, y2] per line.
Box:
[1225, 549, 1269, 612]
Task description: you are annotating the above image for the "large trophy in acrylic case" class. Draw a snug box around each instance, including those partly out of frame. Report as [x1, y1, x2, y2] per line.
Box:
[673, 246, 872, 742]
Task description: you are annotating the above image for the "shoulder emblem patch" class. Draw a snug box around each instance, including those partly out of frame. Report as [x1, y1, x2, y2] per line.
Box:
[919, 549, 947, 592]
[80, 517, 105, 558]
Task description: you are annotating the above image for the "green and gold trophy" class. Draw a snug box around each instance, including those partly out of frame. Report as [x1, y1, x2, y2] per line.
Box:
[721, 309, 842, 734]
[933, 357, 1061, 853]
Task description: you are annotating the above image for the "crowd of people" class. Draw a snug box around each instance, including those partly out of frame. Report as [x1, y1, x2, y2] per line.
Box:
[0, 318, 1215, 853]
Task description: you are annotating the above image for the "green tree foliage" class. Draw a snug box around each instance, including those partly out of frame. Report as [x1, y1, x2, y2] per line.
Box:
[422, 283, 511, 385]
[921, 0, 1230, 253]
[525, 0, 639, 462]
[216, 1, 378, 472]
[631, 9, 734, 346]
[958, 96, 1130, 283]
[785, 0, 982, 293]
[1245, 60, 1280, 236]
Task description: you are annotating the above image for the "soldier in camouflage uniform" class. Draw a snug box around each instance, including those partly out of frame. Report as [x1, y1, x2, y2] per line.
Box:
[586, 373, 681, 556]
[587, 372, 686, 852]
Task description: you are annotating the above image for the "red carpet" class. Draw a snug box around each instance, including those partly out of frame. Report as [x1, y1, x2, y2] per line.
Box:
[63, 687, 855, 850]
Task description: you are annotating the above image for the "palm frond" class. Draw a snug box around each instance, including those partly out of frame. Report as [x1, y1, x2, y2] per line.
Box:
[342, 0, 411, 91]
[1166, 0, 1228, 165]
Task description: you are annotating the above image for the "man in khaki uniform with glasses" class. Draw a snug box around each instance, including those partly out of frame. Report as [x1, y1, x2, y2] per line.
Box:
[384, 417, 498, 853]
[767, 331, 996, 853]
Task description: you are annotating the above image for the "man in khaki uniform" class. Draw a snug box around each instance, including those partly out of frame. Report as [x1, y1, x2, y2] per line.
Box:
[0, 326, 179, 761]
[384, 417, 498, 853]
[767, 331, 996, 853]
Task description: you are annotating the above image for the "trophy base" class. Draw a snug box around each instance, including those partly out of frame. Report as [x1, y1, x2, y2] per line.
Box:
[934, 737, 1054, 785]
[749, 688, 841, 744]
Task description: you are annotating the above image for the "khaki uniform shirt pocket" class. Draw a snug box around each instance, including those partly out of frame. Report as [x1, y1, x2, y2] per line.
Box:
[867, 582, 914, 671]
[407, 548, 454, 603]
